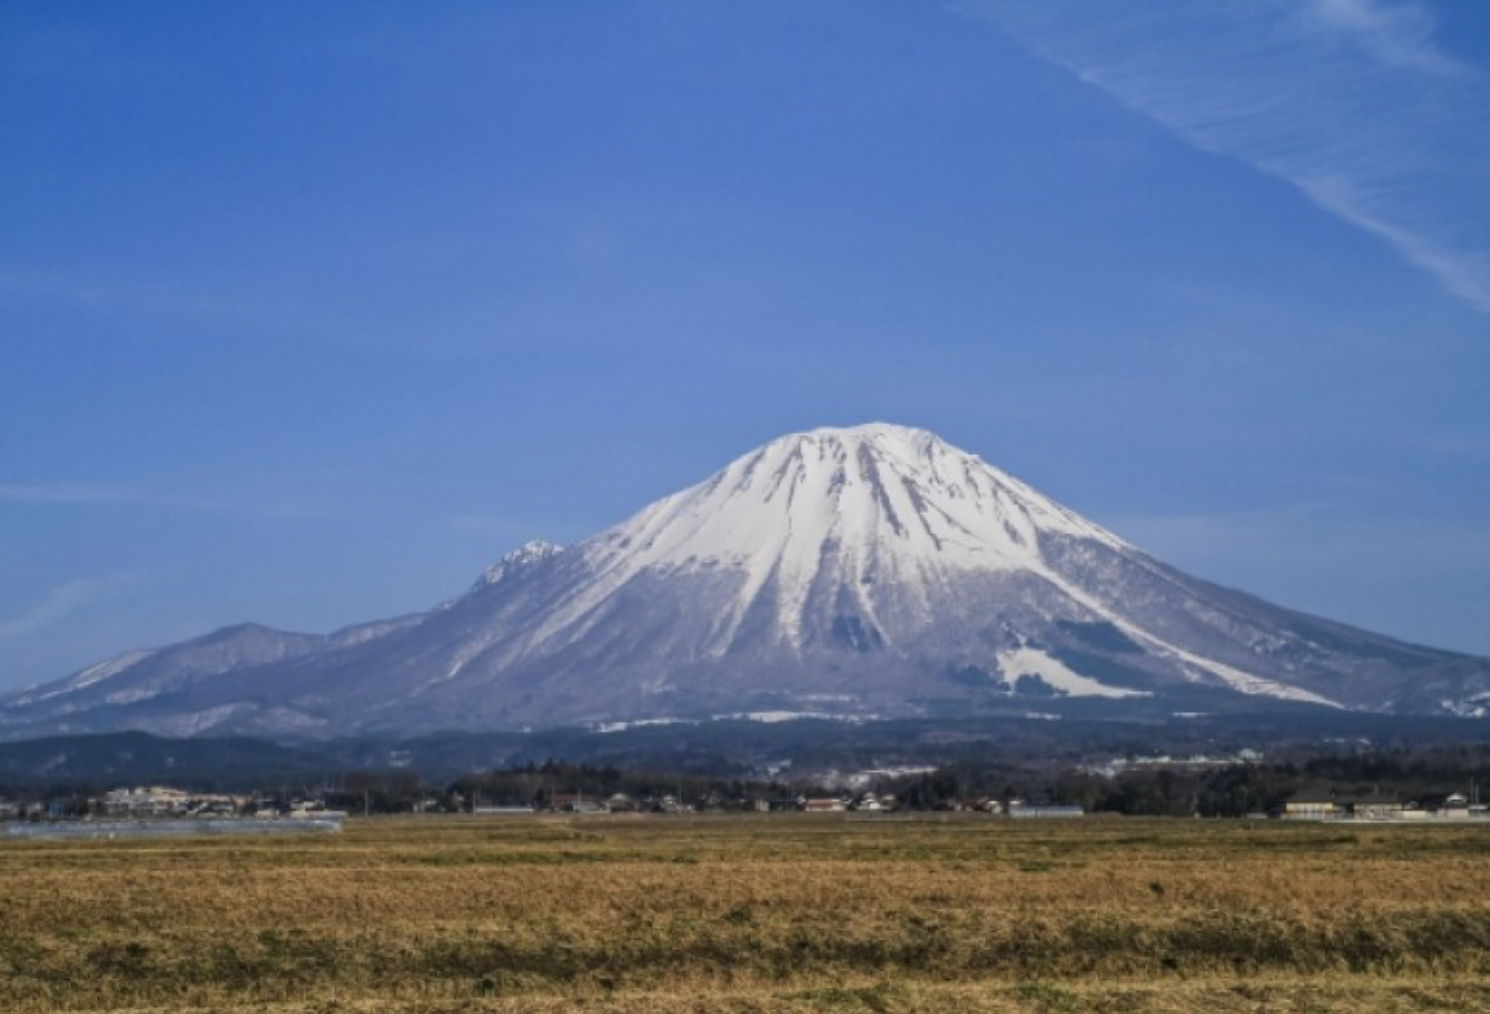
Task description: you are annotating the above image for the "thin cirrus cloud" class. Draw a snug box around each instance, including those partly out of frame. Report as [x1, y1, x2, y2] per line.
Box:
[965, 0, 1490, 312]
[0, 574, 141, 644]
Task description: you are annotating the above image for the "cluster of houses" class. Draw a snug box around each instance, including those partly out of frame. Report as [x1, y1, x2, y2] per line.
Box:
[35, 787, 344, 821]
[790, 794, 1083, 817]
[479, 792, 712, 814]
[1282, 791, 1485, 821]
[16, 783, 1488, 824]
[3, 785, 349, 840]
[478, 791, 1084, 816]
[100, 786, 245, 818]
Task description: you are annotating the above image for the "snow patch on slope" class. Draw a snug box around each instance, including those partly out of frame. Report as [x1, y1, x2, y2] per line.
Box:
[713, 710, 876, 724]
[1027, 564, 1343, 708]
[6, 649, 155, 706]
[997, 647, 1149, 699]
[140, 704, 254, 737]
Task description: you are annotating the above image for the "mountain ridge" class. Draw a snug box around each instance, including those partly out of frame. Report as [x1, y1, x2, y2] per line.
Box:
[3, 423, 1487, 740]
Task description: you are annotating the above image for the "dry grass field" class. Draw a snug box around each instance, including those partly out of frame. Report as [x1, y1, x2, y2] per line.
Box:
[5, 814, 1490, 1013]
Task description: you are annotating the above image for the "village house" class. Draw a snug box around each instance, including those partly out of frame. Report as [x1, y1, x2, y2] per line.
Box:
[1439, 792, 1472, 819]
[1282, 792, 1342, 820]
[545, 793, 606, 813]
[801, 797, 848, 812]
[1346, 793, 1404, 820]
[649, 794, 690, 814]
[606, 793, 639, 813]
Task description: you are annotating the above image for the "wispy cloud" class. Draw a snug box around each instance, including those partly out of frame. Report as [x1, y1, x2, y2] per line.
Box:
[0, 574, 142, 644]
[1292, 0, 1473, 78]
[965, 0, 1490, 312]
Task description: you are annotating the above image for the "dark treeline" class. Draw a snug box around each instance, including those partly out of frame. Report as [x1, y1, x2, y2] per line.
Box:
[8, 745, 1490, 818]
[449, 761, 815, 811]
[791, 745, 1490, 817]
[917, 745, 1490, 816]
[340, 746, 1490, 817]
[308, 762, 834, 814]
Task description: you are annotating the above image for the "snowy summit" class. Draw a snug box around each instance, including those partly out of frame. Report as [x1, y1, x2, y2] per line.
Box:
[554, 423, 1128, 654]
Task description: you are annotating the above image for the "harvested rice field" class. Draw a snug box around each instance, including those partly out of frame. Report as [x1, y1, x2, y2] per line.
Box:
[4, 814, 1490, 1013]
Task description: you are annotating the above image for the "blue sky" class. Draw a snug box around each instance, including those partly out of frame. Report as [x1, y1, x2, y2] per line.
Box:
[2, 0, 1487, 694]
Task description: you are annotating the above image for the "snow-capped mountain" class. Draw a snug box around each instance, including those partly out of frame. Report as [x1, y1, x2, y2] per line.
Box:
[3, 423, 1488, 739]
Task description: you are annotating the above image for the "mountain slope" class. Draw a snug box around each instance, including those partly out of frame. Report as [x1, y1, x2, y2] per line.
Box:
[3, 424, 1487, 739]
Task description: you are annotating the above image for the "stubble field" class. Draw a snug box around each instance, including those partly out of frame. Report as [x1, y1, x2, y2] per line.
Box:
[4, 814, 1490, 1013]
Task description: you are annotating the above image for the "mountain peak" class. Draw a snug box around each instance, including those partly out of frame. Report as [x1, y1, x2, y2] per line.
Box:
[586, 422, 1126, 575]
[515, 424, 1129, 659]
[783, 420, 938, 444]
[477, 540, 565, 588]
[764, 422, 947, 465]
[6, 422, 1487, 739]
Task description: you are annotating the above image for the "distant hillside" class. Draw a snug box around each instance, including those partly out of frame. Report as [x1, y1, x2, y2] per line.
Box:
[4, 709, 1489, 791]
[0, 731, 340, 791]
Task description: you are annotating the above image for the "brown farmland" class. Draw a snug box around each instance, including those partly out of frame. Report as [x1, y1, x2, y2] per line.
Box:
[4, 814, 1490, 1013]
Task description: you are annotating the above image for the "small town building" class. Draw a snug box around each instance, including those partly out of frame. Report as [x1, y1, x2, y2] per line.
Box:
[801, 798, 847, 812]
[650, 794, 690, 814]
[606, 793, 639, 813]
[544, 793, 606, 813]
[1282, 793, 1341, 820]
[1346, 794, 1403, 820]
[1440, 793, 1472, 819]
